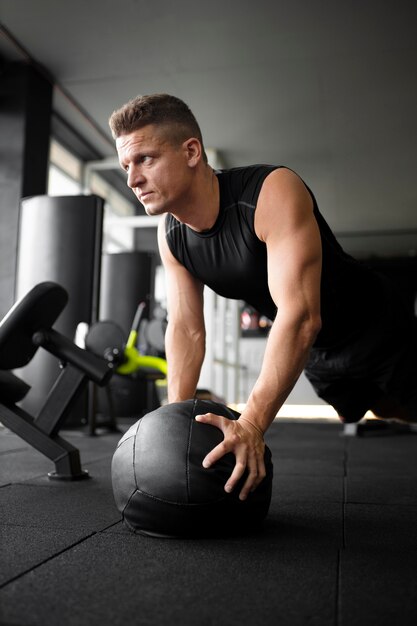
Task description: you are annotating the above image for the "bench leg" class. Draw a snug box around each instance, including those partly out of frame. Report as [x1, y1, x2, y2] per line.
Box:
[0, 402, 89, 480]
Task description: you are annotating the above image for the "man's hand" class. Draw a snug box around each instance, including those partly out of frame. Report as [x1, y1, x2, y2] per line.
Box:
[194, 412, 266, 501]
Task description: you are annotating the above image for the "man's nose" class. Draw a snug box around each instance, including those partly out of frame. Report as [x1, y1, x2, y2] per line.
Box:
[127, 167, 144, 189]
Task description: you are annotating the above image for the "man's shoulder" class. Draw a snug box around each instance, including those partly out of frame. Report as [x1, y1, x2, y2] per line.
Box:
[217, 165, 283, 208]
[216, 164, 281, 178]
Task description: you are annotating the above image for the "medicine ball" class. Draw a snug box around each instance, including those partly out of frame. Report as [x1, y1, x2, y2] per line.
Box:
[111, 399, 273, 538]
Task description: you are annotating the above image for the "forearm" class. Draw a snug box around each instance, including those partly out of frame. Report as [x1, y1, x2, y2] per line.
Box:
[165, 320, 206, 402]
[241, 314, 320, 434]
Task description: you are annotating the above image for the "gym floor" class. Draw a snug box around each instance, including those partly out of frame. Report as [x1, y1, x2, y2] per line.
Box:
[1, 416, 417, 626]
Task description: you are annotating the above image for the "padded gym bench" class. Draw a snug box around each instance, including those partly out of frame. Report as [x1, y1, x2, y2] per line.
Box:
[0, 282, 112, 480]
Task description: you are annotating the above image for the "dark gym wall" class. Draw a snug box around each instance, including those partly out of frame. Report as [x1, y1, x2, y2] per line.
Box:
[15, 195, 104, 416]
[0, 62, 52, 318]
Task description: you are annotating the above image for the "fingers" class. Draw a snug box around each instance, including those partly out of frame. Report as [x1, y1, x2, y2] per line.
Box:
[239, 455, 267, 501]
[201, 440, 230, 469]
[195, 412, 266, 501]
[224, 458, 247, 495]
[227, 448, 267, 501]
[194, 412, 224, 428]
[195, 413, 234, 468]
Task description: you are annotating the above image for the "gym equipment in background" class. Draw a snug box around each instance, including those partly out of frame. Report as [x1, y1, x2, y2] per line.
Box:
[85, 302, 168, 434]
[97, 251, 164, 420]
[112, 302, 167, 376]
[0, 282, 112, 479]
[111, 399, 273, 538]
[16, 195, 103, 423]
[99, 251, 155, 339]
[137, 304, 168, 357]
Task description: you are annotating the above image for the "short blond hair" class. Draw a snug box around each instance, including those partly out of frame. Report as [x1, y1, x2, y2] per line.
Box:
[109, 93, 207, 163]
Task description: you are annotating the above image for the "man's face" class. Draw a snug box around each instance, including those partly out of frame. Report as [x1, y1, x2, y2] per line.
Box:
[116, 124, 193, 216]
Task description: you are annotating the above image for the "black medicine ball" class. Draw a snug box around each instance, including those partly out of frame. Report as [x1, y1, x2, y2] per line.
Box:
[111, 399, 273, 538]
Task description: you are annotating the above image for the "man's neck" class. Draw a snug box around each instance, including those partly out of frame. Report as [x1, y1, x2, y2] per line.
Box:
[171, 166, 220, 232]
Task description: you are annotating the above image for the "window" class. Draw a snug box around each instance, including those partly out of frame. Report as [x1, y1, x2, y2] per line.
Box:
[48, 140, 82, 195]
[48, 139, 135, 252]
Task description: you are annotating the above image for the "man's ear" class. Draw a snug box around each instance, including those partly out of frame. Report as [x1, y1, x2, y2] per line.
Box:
[183, 138, 202, 167]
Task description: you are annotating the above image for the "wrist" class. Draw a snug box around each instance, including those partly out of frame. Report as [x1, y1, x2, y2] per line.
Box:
[238, 414, 266, 438]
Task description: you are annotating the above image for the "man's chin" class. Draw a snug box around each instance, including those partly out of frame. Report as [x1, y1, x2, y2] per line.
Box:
[143, 203, 166, 217]
[144, 206, 160, 216]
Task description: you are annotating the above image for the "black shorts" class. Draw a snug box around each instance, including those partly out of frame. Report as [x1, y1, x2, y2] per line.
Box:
[305, 283, 417, 421]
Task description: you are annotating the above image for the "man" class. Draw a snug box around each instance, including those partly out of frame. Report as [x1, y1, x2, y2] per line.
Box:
[109, 93, 416, 501]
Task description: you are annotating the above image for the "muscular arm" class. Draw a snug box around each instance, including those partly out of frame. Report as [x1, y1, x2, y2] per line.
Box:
[244, 167, 322, 430]
[157, 216, 206, 401]
[196, 168, 322, 498]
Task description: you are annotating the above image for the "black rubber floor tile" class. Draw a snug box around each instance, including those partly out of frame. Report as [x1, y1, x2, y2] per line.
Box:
[346, 474, 417, 505]
[61, 430, 123, 459]
[346, 435, 417, 477]
[344, 503, 417, 548]
[0, 452, 113, 488]
[273, 454, 345, 477]
[267, 423, 346, 477]
[266, 500, 343, 548]
[0, 432, 118, 484]
[0, 524, 92, 586]
[0, 448, 54, 485]
[275, 473, 344, 503]
[0, 482, 119, 532]
[339, 547, 417, 626]
[266, 422, 345, 453]
[0, 430, 32, 453]
[21, 456, 113, 486]
[0, 532, 339, 626]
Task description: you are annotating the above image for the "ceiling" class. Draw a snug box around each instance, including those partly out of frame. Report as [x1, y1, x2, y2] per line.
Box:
[1, 0, 417, 256]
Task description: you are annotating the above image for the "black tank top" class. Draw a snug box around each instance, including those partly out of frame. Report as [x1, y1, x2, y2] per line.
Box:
[165, 165, 382, 348]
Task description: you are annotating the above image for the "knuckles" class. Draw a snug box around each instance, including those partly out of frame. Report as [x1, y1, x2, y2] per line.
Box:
[258, 467, 267, 480]
[228, 431, 241, 445]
